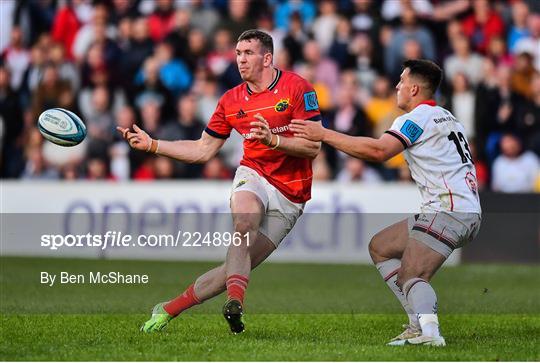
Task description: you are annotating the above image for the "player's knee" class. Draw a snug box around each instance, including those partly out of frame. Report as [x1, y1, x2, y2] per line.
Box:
[233, 218, 258, 236]
[368, 234, 385, 263]
[397, 268, 429, 289]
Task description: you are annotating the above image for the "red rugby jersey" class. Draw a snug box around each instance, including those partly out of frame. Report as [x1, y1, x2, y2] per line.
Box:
[205, 69, 321, 203]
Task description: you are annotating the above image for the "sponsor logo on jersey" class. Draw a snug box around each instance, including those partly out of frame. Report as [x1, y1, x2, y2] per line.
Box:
[274, 98, 290, 112]
[303, 91, 319, 111]
[236, 109, 247, 119]
[235, 180, 247, 188]
[400, 119, 423, 143]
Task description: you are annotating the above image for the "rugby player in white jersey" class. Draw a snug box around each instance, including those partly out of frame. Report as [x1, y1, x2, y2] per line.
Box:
[290, 59, 481, 346]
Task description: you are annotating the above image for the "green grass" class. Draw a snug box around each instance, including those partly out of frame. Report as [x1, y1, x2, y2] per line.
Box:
[1, 257, 539, 361]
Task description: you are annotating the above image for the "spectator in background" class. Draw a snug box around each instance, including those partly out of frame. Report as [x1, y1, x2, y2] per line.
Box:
[384, 6, 435, 82]
[183, 28, 208, 72]
[492, 133, 539, 193]
[193, 72, 219, 122]
[349, 32, 378, 91]
[164, 8, 191, 60]
[449, 72, 476, 138]
[461, 0, 505, 55]
[72, 4, 116, 62]
[515, 72, 540, 155]
[336, 156, 382, 184]
[0, 65, 24, 178]
[218, 0, 255, 40]
[115, 16, 133, 52]
[327, 81, 371, 138]
[312, 0, 339, 54]
[110, 105, 135, 181]
[381, 0, 433, 22]
[511, 52, 536, 99]
[202, 155, 232, 180]
[327, 76, 372, 176]
[48, 42, 80, 91]
[256, 14, 285, 58]
[118, 17, 154, 94]
[206, 28, 241, 91]
[153, 41, 192, 97]
[21, 146, 58, 180]
[109, 0, 140, 25]
[363, 74, 401, 136]
[133, 57, 173, 117]
[19, 45, 47, 105]
[158, 94, 204, 178]
[83, 86, 115, 143]
[50, 0, 81, 60]
[507, 1, 530, 53]
[1, 26, 30, 92]
[282, 12, 308, 66]
[85, 156, 113, 180]
[147, 0, 176, 43]
[188, 0, 220, 38]
[275, 47, 292, 71]
[477, 64, 525, 163]
[153, 156, 175, 179]
[486, 35, 512, 67]
[274, 0, 316, 31]
[31, 63, 73, 118]
[444, 34, 485, 87]
[139, 98, 162, 137]
[351, 0, 381, 37]
[328, 16, 356, 70]
[512, 13, 540, 71]
[300, 39, 339, 99]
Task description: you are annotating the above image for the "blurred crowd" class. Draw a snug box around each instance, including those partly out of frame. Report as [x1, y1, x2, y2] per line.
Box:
[0, 0, 539, 193]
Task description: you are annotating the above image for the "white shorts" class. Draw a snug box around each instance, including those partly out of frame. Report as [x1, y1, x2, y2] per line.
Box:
[408, 212, 481, 258]
[231, 166, 305, 247]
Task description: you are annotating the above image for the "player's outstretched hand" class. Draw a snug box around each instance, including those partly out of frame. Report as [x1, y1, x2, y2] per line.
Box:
[250, 113, 273, 145]
[116, 124, 152, 152]
[290, 119, 325, 142]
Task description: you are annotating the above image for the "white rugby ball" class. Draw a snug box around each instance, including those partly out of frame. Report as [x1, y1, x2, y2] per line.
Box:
[37, 108, 87, 146]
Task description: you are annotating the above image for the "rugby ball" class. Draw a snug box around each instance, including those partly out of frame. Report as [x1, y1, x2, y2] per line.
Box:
[37, 108, 87, 146]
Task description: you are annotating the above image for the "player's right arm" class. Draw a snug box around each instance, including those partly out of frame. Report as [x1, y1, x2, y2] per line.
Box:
[290, 120, 404, 162]
[117, 125, 225, 164]
[118, 97, 231, 163]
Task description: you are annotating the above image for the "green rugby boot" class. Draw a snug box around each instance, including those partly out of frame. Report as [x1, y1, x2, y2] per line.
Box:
[140, 302, 173, 333]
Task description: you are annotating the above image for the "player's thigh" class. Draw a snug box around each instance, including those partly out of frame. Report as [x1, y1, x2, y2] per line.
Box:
[398, 212, 481, 285]
[397, 237, 446, 287]
[368, 218, 410, 263]
[230, 191, 265, 236]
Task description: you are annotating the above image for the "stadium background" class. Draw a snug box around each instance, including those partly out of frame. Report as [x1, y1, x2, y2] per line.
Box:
[0, 0, 539, 361]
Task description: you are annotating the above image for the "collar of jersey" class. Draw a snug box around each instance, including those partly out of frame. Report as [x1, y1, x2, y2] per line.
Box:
[417, 99, 437, 107]
[246, 69, 282, 95]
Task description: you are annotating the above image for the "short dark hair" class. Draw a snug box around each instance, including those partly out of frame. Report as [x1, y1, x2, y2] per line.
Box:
[402, 59, 442, 96]
[237, 29, 274, 55]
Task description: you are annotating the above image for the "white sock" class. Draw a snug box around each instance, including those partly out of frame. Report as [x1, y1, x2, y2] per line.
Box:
[403, 278, 441, 338]
[376, 259, 420, 329]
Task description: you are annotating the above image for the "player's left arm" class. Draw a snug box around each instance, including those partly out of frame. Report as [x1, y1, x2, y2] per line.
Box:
[289, 119, 404, 162]
[250, 114, 321, 159]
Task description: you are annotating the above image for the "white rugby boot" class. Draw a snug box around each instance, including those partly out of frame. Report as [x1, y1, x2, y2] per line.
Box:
[388, 334, 446, 347]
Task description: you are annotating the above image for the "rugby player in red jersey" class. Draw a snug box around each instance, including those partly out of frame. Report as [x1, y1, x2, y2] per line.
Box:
[118, 30, 322, 333]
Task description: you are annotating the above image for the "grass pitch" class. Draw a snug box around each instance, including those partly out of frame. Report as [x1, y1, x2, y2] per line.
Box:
[1, 257, 539, 361]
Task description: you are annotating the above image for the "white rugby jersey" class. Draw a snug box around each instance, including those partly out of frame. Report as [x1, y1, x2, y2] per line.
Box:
[385, 100, 481, 214]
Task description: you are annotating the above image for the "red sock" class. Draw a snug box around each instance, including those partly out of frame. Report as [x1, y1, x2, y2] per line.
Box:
[163, 284, 200, 317]
[226, 274, 249, 303]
